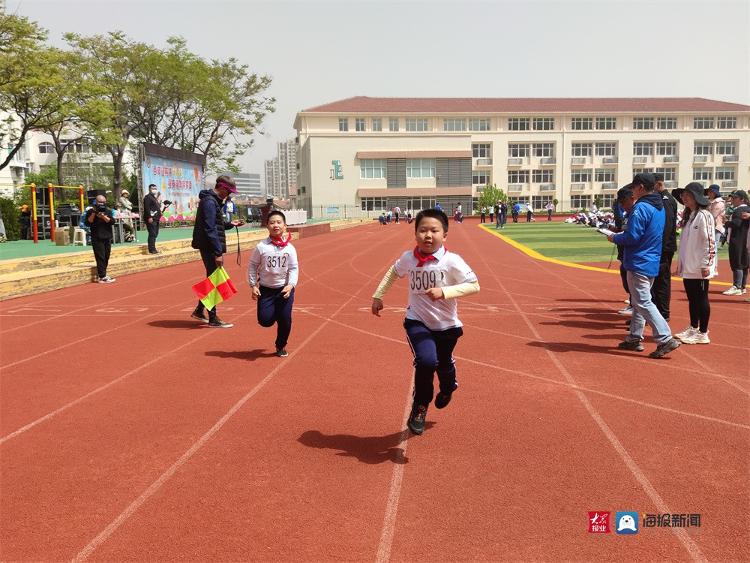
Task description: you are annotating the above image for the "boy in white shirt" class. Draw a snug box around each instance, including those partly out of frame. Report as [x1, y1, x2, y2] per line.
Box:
[371, 209, 480, 435]
[248, 211, 299, 357]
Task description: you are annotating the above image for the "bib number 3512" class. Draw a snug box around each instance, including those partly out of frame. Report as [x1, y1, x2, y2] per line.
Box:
[266, 255, 288, 269]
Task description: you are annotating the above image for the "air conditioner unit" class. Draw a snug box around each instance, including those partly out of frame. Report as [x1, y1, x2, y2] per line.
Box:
[571, 157, 586, 166]
[602, 157, 618, 164]
[507, 158, 523, 166]
[693, 155, 708, 163]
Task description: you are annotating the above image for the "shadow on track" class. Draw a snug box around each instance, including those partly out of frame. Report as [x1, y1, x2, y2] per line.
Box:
[297, 426, 435, 465]
[205, 349, 277, 361]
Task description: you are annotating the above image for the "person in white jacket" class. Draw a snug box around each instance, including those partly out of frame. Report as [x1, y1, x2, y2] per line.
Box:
[675, 183, 716, 345]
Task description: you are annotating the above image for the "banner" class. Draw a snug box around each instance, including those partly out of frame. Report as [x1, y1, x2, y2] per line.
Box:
[140, 144, 206, 221]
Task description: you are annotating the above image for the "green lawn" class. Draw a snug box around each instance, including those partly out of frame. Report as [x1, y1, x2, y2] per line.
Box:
[484, 221, 726, 264]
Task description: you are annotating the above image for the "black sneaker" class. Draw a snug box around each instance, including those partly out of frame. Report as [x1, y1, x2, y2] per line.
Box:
[649, 338, 681, 359]
[407, 404, 428, 435]
[191, 310, 209, 324]
[275, 347, 288, 357]
[617, 340, 644, 352]
[208, 319, 234, 328]
[434, 383, 458, 409]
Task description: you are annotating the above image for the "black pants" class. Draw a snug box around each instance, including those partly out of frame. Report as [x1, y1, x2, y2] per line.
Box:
[526, 211, 532, 222]
[650, 253, 673, 320]
[683, 279, 710, 333]
[147, 220, 160, 252]
[257, 285, 295, 349]
[92, 237, 112, 279]
[404, 319, 463, 408]
[194, 248, 219, 321]
[619, 264, 629, 295]
[512, 212, 518, 223]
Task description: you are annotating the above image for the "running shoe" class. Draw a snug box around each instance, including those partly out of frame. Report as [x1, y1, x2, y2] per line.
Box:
[98, 276, 116, 284]
[191, 310, 209, 324]
[208, 319, 234, 328]
[649, 338, 681, 358]
[617, 305, 633, 316]
[434, 382, 458, 409]
[408, 404, 428, 435]
[675, 326, 697, 341]
[722, 286, 742, 296]
[275, 347, 289, 357]
[680, 331, 710, 345]
[617, 340, 644, 352]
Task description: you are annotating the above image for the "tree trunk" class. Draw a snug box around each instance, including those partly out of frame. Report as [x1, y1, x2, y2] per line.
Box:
[56, 146, 65, 187]
[110, 145, 124, 200]
[0, 125, 30, 171]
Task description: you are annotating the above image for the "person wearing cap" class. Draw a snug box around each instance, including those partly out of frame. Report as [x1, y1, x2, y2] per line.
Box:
[191, 175, 245, 327]
[705, 184, 726, 248]
[722, 190, 750, 296]
[674, 183, 717, 344]
[650, 173, 678, 322]
[117, 189, 135, 243]
[606, 173, 681, 358]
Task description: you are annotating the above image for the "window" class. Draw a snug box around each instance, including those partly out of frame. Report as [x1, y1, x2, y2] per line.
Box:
[718, 116, 737, 129]
[63, 139, 91, 153]
[473, 143, 491, 158]
[693, 168, 712, 181]
[654, 167, 677, 181]
[38, 142, 55, 154]
[533, 143, 554, 157]
[533, 117, 554, 130]
[656, 142, 678, 156]
[472, 170, 491, 185]
[657, 117, 677, 130]
[694, 116, 715, 129]
[595, 142, 617, 157]
[693, 141, 713, 155]
[633, 142, 654, 156]
[406, 158, 435, 178]
[469, 118, 491, 131]
[571, 117, 593, 130]
[595, 168, 616, 182]
[571, 169, 592, 182]
[715, 167, 735, 180]
[508, 143, 530, 158]
[632, 167, 654, 175]
[633, 117, 655, 130]
[508, 117, 530, 131]
[443, 118, 467, 132]
[406, 118, 429, 132]
[596, 117, 616, 130]
[360, 159, 386, 179]
[338, 118, 349, 132]
[355, 118, 366, 132]
[571, 195, 592, 209]
[572, 143, 592, 157]
[599, 194, 616, 208]
[372, 118, 382, 132]
[360, 197, 388, 211]
[532, 170, 554, 183]
[389, 118, 399, 132]
[716, 141, 737, 155]
[508, 170, 529, 183]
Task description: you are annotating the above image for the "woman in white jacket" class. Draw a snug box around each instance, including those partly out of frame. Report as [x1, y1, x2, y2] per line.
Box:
[675, 183, 717, 344]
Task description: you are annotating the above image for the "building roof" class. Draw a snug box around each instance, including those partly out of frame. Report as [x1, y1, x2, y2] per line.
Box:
[302, 96, 750, 114]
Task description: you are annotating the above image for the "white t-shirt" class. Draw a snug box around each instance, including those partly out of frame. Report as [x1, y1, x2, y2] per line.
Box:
[393, 246, 477, 331]
[248, 238, 299, 288]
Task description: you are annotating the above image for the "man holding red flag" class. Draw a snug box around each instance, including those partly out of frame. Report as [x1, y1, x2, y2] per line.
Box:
[191, 175, 245, 327]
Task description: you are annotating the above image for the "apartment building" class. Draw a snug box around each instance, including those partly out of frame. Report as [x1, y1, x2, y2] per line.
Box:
[293, 97, 750, 213]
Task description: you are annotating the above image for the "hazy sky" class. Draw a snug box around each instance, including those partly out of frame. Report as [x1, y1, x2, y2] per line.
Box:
[7, 0, 750, 176]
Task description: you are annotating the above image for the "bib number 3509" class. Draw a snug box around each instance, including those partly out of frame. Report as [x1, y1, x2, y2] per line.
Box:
[410, 270, 440, 291]
[266, 255, 288, 269]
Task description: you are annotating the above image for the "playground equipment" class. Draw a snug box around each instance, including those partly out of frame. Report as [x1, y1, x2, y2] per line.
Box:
[21, 183, 86, 243]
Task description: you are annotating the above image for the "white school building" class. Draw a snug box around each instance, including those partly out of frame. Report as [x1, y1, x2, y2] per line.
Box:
[293, 97, 750, 215]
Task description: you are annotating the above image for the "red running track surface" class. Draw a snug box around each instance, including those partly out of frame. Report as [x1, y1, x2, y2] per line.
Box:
[1, 218, 748, 561]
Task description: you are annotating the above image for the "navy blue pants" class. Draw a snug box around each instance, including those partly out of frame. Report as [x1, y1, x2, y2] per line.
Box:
[258, 285, 295, 349]
[404, 319, 463, 408]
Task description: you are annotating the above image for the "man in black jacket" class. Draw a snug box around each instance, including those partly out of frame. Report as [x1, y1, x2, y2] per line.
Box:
[86, 195, 116, 283]
[191, 175, 245, 328]
[143, 184, 162, 254]
[651, 173, 678, 321]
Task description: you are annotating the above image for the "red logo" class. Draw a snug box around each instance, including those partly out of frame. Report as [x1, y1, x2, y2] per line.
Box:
[588, 511, 611, 533]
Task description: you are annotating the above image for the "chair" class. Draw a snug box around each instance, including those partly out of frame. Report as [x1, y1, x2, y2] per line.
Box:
[73, 228, 87, 246]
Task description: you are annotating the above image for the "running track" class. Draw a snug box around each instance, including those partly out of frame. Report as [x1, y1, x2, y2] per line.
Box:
[1, 219, 748, 561]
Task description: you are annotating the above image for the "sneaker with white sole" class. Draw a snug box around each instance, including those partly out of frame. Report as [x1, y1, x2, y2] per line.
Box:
[617, 305, 633, 316]
[624, 298, 630, 304]
[742, 289, 747, 295]
[649, 338, 681, 358]
[98, 276, 116, 284]
[681, 331, 710, 345]
[675, 326, 698, 340]
[722, 286, 742, 296]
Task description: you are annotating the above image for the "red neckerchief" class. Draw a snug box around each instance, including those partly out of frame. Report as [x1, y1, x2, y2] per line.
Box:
[270, 233, 292, 248]
[413, 246, 442, 267]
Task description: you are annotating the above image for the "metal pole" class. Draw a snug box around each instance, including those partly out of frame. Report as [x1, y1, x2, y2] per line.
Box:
[48, 183, 56, 242]
[31, 183, 38, 243]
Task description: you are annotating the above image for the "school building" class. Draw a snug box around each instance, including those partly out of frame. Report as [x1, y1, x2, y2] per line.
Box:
[293, 97, 750, 214]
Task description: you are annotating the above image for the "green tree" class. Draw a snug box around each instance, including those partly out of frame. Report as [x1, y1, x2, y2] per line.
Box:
[477, 183, 507, 212]
[0, 15, 69, 171]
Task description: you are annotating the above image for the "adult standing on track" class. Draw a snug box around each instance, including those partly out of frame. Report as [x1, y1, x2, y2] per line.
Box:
[191, 175, 245, 328]
[722, 190, 750, 296]
[706, 184, 725, 248]
[607, 173, 680, 358]
[143, 184, 162, 254]
[86, 195, 116, 284]
[650, 173, 678, 322]
[674, 183, 716, 345]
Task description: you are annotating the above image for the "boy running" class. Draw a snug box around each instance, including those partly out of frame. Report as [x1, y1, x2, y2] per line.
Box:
[248, 210, 299, 357]
[371, 209, 480, 435]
